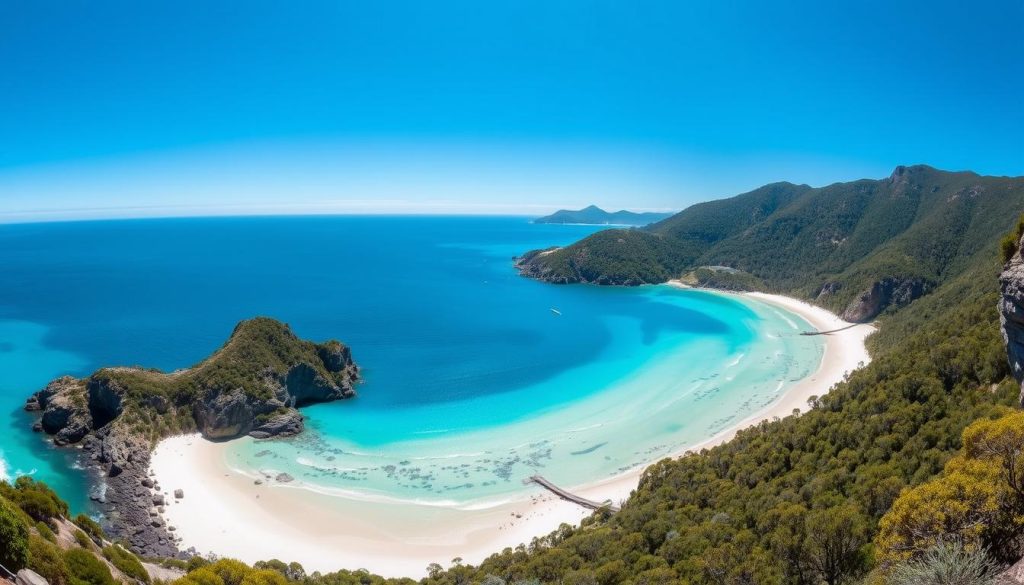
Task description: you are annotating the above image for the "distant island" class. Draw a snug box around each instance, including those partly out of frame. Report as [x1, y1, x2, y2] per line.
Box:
[533, 205, 674, 226]
[24, 317, 359, 558]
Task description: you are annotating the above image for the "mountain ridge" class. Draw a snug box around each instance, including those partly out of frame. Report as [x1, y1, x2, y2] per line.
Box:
[517, 165, 1024, 321]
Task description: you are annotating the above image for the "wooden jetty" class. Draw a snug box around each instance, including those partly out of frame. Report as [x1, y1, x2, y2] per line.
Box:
[526, 475, 620, 513]
[799, 323, 861, 336]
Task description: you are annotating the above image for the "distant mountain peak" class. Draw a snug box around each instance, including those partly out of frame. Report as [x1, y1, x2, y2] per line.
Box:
[890, 164, 939, 180]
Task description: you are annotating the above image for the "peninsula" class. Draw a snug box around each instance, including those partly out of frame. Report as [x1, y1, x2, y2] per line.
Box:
[24, 317, 359, 557]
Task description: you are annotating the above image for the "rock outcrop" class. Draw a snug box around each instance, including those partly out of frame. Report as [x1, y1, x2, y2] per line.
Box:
[24, 317, 360, 557]
[1000, 234, 1024, 404]
[839, 277, 929, 323]
[15, 569, 48, 585]
[24, 377, 93, 445]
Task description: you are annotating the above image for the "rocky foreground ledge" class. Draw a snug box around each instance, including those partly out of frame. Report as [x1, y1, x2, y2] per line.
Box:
[24, 317, 359, 558]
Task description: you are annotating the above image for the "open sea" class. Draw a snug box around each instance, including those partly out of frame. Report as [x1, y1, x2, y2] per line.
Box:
[0, 216, 822, 511]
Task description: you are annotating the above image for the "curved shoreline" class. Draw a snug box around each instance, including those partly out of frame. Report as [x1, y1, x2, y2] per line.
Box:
[149, 287, 873, 578]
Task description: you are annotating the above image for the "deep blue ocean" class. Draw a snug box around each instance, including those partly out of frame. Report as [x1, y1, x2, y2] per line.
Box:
[0, 216, 821, 510]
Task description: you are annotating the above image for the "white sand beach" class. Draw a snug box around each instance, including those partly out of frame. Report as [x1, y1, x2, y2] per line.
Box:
[150, 287, 874, 578]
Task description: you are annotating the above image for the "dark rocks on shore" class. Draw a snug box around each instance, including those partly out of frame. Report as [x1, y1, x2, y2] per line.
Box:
[79, 426, 177, 558]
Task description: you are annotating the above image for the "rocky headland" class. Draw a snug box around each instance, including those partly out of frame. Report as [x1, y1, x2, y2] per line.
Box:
[24, 317, 359, 558]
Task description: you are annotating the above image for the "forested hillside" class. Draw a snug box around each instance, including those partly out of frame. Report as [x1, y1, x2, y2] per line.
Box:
[517, 166, 1024, 322]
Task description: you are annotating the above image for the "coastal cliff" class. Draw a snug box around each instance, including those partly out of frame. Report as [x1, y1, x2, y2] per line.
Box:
[24, 317, 359, 557]
[1000, 227, 1024, 404]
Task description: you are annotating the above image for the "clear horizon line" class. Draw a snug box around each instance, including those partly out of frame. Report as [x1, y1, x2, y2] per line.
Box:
[0, 202, 681, 226]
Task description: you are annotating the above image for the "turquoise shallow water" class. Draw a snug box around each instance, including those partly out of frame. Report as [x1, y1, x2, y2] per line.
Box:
[0, 216, 822, 510]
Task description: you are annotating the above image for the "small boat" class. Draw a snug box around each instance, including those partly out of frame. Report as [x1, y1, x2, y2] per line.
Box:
[550, 308, 562, 316]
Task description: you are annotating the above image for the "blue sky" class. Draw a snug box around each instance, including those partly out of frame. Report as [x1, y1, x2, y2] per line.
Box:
[1, 0, 1021, 221]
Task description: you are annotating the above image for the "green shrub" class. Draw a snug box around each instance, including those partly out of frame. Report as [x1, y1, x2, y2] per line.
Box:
[1001, 214, 1024, 263]
[252, 560, 304, 580]
[102, 545, 150, 584]
[238, 570, 286, 585]
[176, 567, 224, 585]
[206, 559, 251, 585]
[14, 490, 63, 523]
[36, 520, 57, 543]
[73, 529, 93, 549]
[0, 496, 29, 571]
[64, 549, 115, 585]
[74, 514, 105, 542]
[185, 557, 209, 572]
[28, 534, 69, 585]
[0, 477, 69, 523]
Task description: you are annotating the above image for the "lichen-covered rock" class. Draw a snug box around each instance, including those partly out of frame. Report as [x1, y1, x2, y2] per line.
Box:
[1000, 235, 1024, 405]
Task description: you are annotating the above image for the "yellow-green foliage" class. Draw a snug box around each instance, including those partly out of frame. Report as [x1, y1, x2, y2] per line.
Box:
[36, 520, 57, 543]
[64, 548, 115, 585]
[28, 534, 69, 585]
[73, 529, 93, 550]
[74, 514, 105, 543]
[238, 570, 287, 585]
[877, 410, 1024, 565]
[102, 544, 150, 584]
[174, 559, 414, 585]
